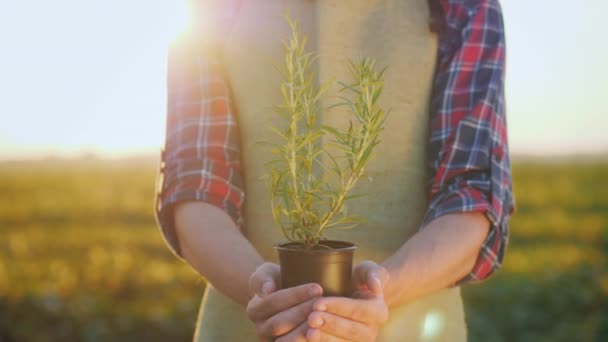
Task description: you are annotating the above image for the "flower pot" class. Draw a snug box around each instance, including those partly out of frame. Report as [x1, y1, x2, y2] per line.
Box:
[274, 240, 357, 297]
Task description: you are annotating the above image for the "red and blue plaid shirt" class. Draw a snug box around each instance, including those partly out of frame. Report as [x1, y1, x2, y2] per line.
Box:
[155, 0, 515, 285]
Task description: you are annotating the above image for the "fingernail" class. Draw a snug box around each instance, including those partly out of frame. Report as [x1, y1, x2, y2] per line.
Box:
[309, 316, 324, 328]
[308, 285, 321, 297]
[372, 276, 382, 289]
[261, 281, 273, 296]
[368, 272, 382, 290]
[314, 302, 327, 311]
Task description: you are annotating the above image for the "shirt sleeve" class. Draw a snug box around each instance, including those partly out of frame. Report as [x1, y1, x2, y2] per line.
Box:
[421, 0, 515, 285]
[154, 29, 245, 261]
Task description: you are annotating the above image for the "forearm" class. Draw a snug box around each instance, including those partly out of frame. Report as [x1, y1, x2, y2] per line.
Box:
[381, 212, 490, 308]
[174, 201, 264, 308]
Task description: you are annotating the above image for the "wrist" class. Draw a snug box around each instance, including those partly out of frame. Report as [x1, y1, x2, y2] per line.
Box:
[380, 246, 421, 308]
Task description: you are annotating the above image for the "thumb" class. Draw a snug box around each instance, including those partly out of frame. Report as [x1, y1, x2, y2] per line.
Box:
[354, 260, 389, 296]
[249, 262, 281, 298]
[367, 267, 389, 295]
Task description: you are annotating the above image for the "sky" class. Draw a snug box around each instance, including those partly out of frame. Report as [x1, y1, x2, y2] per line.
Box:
[0, 0, 606, 159]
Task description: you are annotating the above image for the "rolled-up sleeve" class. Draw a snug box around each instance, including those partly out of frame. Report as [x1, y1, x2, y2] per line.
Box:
[154, 31, 245, 261]
[421, 0, 515, 284]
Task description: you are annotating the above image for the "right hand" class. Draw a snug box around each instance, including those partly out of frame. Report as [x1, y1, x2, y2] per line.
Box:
[246, 262, 323, 341]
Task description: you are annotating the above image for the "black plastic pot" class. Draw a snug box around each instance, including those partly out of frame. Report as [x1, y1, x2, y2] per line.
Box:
[274, 240, 357, 297]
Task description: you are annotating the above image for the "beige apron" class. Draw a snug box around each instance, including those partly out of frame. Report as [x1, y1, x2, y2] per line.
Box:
[194, 1, 466, 340]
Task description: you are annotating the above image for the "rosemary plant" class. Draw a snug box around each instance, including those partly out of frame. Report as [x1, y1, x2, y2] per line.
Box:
[263, 14, 389, 249]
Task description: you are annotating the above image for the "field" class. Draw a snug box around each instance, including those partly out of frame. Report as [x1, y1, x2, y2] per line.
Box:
[0, 157, 606, 341]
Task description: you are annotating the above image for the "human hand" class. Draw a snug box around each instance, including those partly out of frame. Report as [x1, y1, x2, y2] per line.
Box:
[247, 262, 324, 341]
[306, 260, 390, 341]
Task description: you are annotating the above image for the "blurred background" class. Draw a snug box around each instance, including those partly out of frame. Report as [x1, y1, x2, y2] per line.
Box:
[0, 0, 606, 341]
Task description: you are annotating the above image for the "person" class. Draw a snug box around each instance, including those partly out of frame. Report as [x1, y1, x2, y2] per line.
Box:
[155, 0, 514, 341]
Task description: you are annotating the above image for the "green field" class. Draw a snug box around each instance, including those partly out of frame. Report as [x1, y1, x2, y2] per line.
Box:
[0, 157, 606, 341]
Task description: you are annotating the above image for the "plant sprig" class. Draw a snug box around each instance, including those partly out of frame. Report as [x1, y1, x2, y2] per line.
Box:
[262, 13, 389, 249]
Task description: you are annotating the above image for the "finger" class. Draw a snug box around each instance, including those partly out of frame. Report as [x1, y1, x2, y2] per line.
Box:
[258, 297, 316, 338]
[312, 297, 388, 325]
[249, 262, 281, 297]
[248, 283, 323, 321]
[308, 311, 375, 342]
[275, 321, 309, 342]
[306, 328, 350, 342]
[353, 261, 389, 296]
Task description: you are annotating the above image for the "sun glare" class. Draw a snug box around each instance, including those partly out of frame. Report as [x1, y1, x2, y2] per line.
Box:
[1, 1, 607, 159]
[163, 1, 191, 43]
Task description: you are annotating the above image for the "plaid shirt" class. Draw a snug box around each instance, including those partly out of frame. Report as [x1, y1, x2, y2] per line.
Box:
[155, 0, 514, 285]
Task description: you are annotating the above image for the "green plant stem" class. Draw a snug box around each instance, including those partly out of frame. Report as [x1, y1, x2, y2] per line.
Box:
[286, 46, 307, 232]
[265, 14, 388, 249]
[315, 134, 369, 236]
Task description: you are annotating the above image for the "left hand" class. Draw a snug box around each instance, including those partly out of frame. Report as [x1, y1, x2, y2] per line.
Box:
[305, 260, 390, 341]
